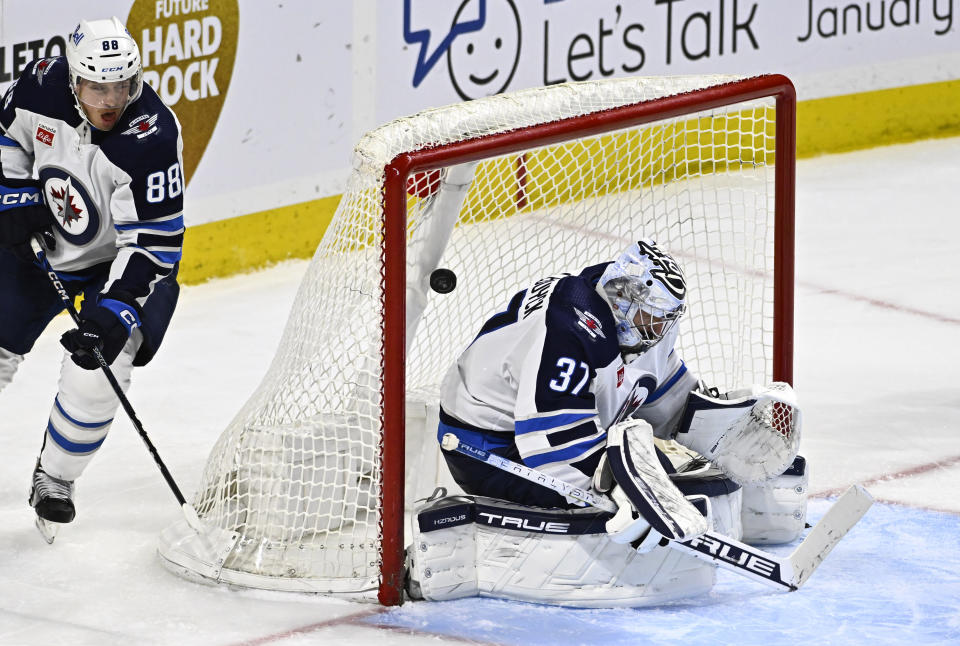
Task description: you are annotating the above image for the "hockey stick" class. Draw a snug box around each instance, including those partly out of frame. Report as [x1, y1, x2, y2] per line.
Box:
[441, 432, 873, 591]
[30, 239, 239, 564]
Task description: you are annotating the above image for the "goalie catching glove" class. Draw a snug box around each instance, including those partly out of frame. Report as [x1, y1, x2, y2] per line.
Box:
[599, 418, 709, 550]
[672, 382, 802, 485]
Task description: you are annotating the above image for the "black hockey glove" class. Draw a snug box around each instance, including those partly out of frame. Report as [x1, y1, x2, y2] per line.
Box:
[60, 298, 142, 369]
[0, 179, 56, 261]
[0, 180, 53, 246]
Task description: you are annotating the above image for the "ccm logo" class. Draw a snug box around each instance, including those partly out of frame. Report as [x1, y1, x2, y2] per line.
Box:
[477, 512, 570, 534]
[119, 309, 140, 329]
[101, 66, 124, 73]
[686, 535, 779, 577]
[1, 192, 41, 205]
[46, 272, 70, 301]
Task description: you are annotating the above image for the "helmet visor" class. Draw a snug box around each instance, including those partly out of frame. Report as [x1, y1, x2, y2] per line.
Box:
[74, 75, 140, 110]
[630, 305, 685, 346]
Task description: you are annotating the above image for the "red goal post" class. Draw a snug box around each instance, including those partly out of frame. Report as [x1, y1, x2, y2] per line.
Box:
[159, 74, 796, 607]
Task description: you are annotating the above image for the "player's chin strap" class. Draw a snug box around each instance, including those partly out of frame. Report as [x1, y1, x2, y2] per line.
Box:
[30, 237, 240, 572]
[440, 432, 874, 592]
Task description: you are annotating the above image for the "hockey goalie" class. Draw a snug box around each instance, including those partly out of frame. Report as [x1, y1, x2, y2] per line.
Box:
[406, 239, 807, 607]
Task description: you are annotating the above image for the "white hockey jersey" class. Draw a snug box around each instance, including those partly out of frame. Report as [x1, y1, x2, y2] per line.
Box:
[440, 262, 691, 493]
[0, 56, 184, 306]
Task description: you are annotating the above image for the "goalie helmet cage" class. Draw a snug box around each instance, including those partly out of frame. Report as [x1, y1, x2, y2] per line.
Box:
[158, 74, 795, 606]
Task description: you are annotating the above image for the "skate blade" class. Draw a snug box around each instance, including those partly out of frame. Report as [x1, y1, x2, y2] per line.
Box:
[35, 516, 60, 544]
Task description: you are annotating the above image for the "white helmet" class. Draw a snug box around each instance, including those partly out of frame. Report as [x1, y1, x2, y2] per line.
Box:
[596, 239, 687, 352]
[66, 17, 142, 121]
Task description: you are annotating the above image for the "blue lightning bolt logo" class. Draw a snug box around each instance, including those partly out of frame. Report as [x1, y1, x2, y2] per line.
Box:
[403, 0, 487, 87]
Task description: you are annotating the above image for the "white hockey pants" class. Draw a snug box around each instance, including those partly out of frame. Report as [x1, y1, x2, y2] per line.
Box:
[38, 332, 140, 482]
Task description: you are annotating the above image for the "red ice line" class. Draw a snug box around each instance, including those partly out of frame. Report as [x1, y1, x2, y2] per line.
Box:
[812, 453, 960, 506]
[226, 605, 501, 646]
[525, 214, 960, 326]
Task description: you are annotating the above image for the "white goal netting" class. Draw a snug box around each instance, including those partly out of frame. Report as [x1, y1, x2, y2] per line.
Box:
[158, 74, 794, 603]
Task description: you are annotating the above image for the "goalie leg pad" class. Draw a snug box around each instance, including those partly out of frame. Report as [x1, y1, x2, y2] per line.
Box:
[740, 456, 809, 544]
[408, 495, 715, 608]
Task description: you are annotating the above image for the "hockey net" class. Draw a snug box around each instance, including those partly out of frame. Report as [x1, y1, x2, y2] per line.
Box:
[158, 74, 795, 605]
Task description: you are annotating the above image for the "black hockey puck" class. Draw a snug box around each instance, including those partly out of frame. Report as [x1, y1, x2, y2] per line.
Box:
[429, 268, 457, 294]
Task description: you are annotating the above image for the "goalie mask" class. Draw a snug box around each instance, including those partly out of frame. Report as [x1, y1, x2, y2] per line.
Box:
[597, 240, 687, 353]
[66, 17, 143, 129]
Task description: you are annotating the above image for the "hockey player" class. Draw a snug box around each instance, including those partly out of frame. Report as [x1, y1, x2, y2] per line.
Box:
[438, 238, 694, 506]
[407, 239, 807, 606]
[0, 18, 184, 532]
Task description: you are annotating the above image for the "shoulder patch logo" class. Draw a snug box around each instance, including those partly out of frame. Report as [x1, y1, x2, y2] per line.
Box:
[34, 58, 58, 86]
[574, 307, 606, 340]
[35, 122, 57, 147]
[122, 114, 159, 139]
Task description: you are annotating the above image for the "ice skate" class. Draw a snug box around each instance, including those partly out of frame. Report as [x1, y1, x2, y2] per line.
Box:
[29, 462, 75, 544]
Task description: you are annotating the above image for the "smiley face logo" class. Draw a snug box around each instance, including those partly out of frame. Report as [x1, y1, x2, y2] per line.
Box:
[446, 0, 521, 100]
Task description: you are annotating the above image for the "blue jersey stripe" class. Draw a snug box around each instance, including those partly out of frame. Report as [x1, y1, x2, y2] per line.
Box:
[523, 433, 606, 468]
[115, 215, 184, 232]
[646, 362, 687, 404]
[0, 134, 20, 146]
[47, 423, 107, 453]
[515, 411, 595, 435]
[132, 245, 182, 264]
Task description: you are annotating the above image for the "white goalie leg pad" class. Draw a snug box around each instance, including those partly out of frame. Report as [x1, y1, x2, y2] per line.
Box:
[673, 382, 801, 485]
[740, 456, 809, 544]
[605, 419, 708, 542]
[408, 495, 714, 608]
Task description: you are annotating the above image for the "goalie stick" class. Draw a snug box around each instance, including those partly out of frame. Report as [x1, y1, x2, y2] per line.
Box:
[30, 239, 239, 572]
[441, 432, 873, 591]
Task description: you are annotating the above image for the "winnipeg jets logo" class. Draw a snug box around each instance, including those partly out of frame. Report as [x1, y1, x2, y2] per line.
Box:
[122, 114, 159, 139]
[39, 168, 100, 245]
[574, 307, 605, 340]
[612, 374, 657, 425]
[637, 239, 686, 300]
[48, 182, 85, 227]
